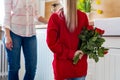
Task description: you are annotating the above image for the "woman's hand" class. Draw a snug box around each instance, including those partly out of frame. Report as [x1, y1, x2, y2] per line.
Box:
[5, 35, 13, 50]
[38, 16, 48, 24]
[4, 28, 13, 50]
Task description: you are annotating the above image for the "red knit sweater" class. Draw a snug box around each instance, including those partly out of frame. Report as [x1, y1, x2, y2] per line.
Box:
[46, 10, 89, 80]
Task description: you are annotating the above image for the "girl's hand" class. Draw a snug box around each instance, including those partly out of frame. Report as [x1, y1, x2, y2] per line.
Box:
[74, 50, 84, 59]
[73, 50, 84, 64]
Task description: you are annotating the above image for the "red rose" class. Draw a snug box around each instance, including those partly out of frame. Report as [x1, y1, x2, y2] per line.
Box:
[73, 26, 108, 64]
[104, 50, 108, 54]
[95, 28, 105, 34]
[87, 25, 94, 30]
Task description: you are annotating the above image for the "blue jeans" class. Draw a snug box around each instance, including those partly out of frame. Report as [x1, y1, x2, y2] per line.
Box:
[4, 31, 37, 80]
[65, 76, 86, 80]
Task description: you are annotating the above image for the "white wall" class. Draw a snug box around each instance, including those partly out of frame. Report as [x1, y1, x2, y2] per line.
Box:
[39, 0, 45, 17]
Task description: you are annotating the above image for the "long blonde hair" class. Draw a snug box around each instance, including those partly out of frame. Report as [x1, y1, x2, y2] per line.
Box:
[60, 0, 77, 32]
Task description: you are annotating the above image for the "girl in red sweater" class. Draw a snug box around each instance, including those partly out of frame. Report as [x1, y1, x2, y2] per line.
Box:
[46, 0, 89, 80]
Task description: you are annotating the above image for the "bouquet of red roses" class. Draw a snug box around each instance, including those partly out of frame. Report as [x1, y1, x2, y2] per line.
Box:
[73, 25, 109, 64]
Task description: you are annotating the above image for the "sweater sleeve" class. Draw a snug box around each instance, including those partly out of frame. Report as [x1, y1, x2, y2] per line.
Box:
[46, 13, 76, 60]
[2, 0, 12, 30]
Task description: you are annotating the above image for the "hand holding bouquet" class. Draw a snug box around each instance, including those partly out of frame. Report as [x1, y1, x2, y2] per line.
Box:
[73, 26, 109, 64]
[73, 50, 84, 64]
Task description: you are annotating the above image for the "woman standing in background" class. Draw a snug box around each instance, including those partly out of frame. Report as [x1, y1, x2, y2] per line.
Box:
[2, 0, 47, 80]
[46, 0, 89, 80]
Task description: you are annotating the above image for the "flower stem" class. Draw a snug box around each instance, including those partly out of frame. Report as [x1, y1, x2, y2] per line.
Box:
[73, 53, 80, 64]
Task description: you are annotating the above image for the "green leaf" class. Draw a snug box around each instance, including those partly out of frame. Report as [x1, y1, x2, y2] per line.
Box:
[89, 53, 94, 58]
[95, 56, 99, 62]
[98, 48, 104, 57]
[97, 37, 105, 43]
[95, 37, 105, 47]
[85, 0, 91, 12]
[87, 42, 94, 50]
[93, 54, 99, 62]
[91, 37, 97, 41]
[79, 35, 86, 41]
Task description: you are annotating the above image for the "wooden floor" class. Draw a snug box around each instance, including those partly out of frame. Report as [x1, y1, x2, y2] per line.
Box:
[0, 76, 7, 80]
